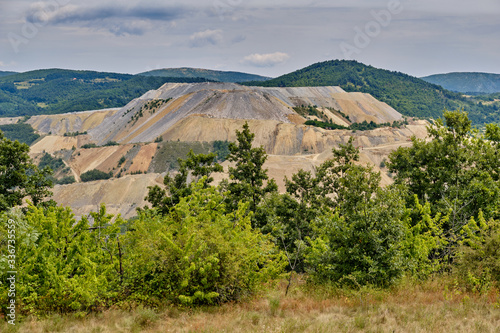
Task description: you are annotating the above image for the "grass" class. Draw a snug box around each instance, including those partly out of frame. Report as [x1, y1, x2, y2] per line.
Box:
[2, 276, 500, 332]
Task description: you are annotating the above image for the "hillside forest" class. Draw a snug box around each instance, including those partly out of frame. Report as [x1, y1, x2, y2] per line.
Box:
[1, 109, 500, 320]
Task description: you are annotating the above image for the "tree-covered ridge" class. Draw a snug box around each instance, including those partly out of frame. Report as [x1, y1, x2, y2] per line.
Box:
[0, 123, 39, 145]
[139, 67, 271, 83]
[421, 72, 500, 94]
[0, 69, 211, 117]
[0, 71, 17, 78]
[245, 60, 500, 125]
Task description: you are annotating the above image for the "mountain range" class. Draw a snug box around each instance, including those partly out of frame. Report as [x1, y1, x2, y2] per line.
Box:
[421, 72, 500, 94]
[0, 71, 17, 78]
[245, 60, 500, 125]
[1, 62, 500, 125]
[138, 67, 270, 83]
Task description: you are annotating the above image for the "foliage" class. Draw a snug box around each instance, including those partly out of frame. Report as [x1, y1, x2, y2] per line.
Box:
[224, 122, 278, 223]
[388, 110, 500, 265]
[421, 72, 500, 94]
[0, 131, 52, 211]
[305, 185, 408, 287]
[125, 181, 286, 305]
[56, 176, 76, 185]
[454, 216, 500, 290]
[81, 143, 98, 149]
[102, 141, 119, 147]
[63, 131, 87, 137]
[246, 60, 498, 125]
[146, 150, 222, 215]
[304, 120, 347, 130]
[0, 205, 123, 315]
[0, 123, 40, 145]
[212, 140, 230, 161]
[80, 169, 112, 182]
[38, 152, 65, 172]
[139, 67, 270, 83]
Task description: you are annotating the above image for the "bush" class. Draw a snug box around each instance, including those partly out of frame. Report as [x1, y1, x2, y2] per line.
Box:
[80, 169, 112, 182]
[0, 123, 40, 145]
[56, 176, 76, 185]
[305, 185, 408, 288]
[454, 216, 500, 291]
[0, 206, 122, 315]
[38, 152, 65, 171]
[126, 180, 286, 305]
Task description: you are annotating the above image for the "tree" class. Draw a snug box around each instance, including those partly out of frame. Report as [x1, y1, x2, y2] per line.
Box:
[388, 109, 500, 263]
[225, 122, 277, 222]
[0, 131, 52, 211]
[305, 184, 409, 287]
[146, 150, 222, 215]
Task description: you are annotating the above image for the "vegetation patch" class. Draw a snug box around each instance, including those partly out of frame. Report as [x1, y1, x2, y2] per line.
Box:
[80, 169, 112, 182]
[0, 123, 40, 145]
[246, 60, 499, 125]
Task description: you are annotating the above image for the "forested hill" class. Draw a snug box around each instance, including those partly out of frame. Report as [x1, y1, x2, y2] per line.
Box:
[139, 67, 270, 83]
[0, 69, 210, 117]
[0, 71, 17, 78]
[421, 72, 500, 94]
[245, 60, 500, 125]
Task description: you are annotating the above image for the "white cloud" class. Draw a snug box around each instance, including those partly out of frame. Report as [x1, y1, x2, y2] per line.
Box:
[189, 29, 223, 47]
[241, 52, 290, 67]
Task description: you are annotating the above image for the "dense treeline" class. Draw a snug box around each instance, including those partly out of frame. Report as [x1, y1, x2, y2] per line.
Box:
[0, 69, 211, 117]
[245, 60, 499, 125]
[1, 110, 500, 317]
[0, 123, 39, 145]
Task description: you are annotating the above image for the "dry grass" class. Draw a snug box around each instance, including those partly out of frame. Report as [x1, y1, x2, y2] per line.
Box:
[3, 277, 500, 333]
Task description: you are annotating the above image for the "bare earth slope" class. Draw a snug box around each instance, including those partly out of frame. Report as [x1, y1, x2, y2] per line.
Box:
[87, 83, 402, 144]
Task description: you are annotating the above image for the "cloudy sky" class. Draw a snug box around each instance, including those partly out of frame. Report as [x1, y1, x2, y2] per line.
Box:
[0, 0, 499, 78]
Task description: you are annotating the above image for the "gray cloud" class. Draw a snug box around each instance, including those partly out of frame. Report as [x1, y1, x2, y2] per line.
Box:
[189, 29, 223, 47]
[24, 2, 190, 35]
[241, 52, 290, 67]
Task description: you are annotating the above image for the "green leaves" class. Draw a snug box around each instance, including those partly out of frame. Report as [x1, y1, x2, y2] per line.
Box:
[225, 122, 278, 225]
[127, 180, 286, 305]
[0, 131, 53, 211]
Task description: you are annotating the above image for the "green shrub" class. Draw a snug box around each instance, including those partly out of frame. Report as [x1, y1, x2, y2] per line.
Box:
[38, 152, 65, 172]
[56, 176, 76, 185]
[305, 185, 408, 288]
[0, 123, 40, 145]
[454, 216, 500, 291]
[126, 180, 286, 305]
[80, 169, 112, 182]
[0, 206, 122, 315]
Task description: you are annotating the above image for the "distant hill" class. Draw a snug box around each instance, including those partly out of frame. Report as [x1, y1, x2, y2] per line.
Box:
[139, 67, 270, 83]
[0, 69, 210, 117]
[421, 72, 500, 94]
[0, 71, 17, 78]
[245, 60, 500, 125]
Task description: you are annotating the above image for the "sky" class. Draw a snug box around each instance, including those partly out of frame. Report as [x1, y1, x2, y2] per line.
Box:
[0, 0, 499, 78]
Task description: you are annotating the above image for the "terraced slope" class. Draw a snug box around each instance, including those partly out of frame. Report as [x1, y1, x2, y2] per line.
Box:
[86, 82, 402, 145]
